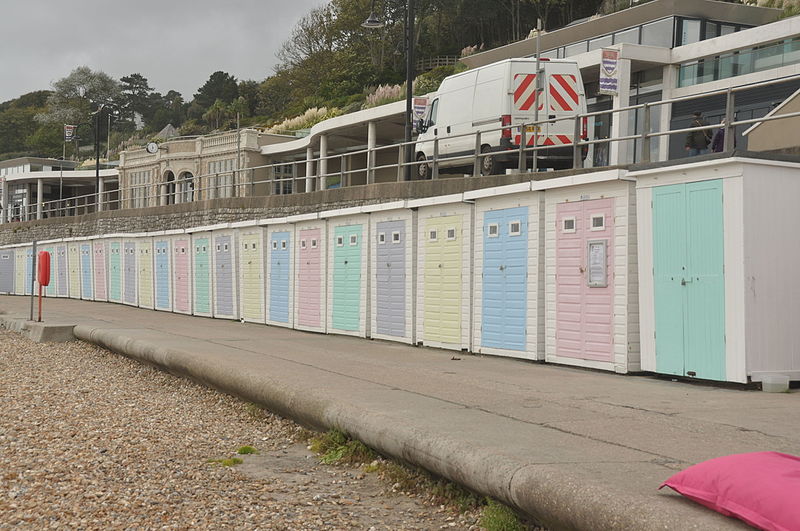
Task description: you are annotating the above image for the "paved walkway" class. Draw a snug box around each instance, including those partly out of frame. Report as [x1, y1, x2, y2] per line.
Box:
[2, 295, 798, 530]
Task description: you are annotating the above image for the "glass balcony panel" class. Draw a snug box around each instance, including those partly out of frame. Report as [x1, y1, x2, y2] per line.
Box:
[642, 18, 674, 47]
[589, 34, 613, 52]
[614, 27, 640, 45]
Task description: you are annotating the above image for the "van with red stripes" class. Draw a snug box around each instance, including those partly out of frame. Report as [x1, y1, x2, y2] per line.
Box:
[415, 57, 587, 177]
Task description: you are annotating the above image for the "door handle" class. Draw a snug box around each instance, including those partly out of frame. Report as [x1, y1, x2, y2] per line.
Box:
[579, 266, 585, 273]
[499, 265, 505, 271]
[447, 126, 451, 133]
[681, 278, 693, 286]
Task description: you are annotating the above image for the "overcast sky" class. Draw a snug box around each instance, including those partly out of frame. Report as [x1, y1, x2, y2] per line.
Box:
[0, 0, 327, 103]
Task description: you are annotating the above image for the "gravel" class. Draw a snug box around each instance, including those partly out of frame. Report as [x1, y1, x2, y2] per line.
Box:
[0, 330, 484, 530]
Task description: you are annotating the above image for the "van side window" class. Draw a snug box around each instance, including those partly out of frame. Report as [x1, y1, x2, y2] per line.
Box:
[428, 99, 439, 127]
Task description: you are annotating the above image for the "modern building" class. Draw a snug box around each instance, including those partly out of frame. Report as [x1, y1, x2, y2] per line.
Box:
[460, 0, 799, 164]
[0, 157, 118, 223]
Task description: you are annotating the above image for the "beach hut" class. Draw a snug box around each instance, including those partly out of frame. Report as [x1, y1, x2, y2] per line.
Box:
[292, 214, 327, 333]
[189, 226, 214, 317]
[55, 243, 68, 298]
[67, 241, 81, 299]
[0, 247, 14, 294]
[122, 237, 138, 306]
[92, 238, 108, 302]
[235, 221, 265, 323]
[264, 219, 294, 329]
[79, 239, 93, 300]
[544, 169, 638, 374]
[367, 202, 414, 344]
[323, 208, 370, 338]
[412, 194, 473, 351]
[153, 231, 178, 312]
[41, 243, 58, 298]
[634, 157, 800, 384]
[14, 245, 26, 295]
[171, 233, 192, 315]
[107, 235, 124, 304]
[466, 183, 543, 360]
[212, 225, 238, 320]
[137, 235, 154, 309]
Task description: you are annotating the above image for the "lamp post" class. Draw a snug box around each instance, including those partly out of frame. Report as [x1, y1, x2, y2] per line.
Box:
[363, 0, 415, 181]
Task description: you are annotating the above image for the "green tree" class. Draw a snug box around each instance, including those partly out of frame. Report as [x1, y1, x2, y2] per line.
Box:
[26, 123, 65, 157]
[202, 99, 230, 129]
[35, 66, 122, 126]
[0, 106, 40, 154]
[119, 73, 154, 127]
[193, 71, 239, 110]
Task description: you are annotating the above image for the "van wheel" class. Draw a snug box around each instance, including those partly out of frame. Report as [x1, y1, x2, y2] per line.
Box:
[480, 146, 501, 176]
[416, 154, 431, 180]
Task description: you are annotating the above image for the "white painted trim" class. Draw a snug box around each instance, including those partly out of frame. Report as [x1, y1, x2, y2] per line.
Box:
[257, 216, 288, 226]
[320, 206, 363, 218]
[723, 177, 747, 384]
[230, 219, 258, 229]
[463, 181, 532, 200]
[362, 200, 407, 213]
[407, 193, 465, 208]
[286, 212, 319, 223]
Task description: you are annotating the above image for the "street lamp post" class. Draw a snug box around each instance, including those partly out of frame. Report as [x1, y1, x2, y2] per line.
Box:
[363, 0, 415, 181]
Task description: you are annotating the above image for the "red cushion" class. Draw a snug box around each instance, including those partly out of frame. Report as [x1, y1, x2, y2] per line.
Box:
[660, 452, 800, 531]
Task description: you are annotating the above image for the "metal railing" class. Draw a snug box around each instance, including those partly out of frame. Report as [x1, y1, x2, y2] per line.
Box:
[7, 73, 800, 221]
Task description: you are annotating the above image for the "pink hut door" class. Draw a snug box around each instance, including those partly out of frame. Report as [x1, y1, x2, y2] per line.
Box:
[298, 228, 321, 328]
[174, 238, 190, 313]
[555, 198, 615, 362]
[93, 242, 107, 301]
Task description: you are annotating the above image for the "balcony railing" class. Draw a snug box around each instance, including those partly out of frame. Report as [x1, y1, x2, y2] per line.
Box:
[6, 73, 800, 222]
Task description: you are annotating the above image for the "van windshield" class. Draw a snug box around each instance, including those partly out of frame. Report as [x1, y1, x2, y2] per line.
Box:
[428, 99, 438, 127]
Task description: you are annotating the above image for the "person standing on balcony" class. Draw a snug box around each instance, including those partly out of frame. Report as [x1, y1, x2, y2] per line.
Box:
[685, 111, 712, 156]
[711, 119, 735, 153]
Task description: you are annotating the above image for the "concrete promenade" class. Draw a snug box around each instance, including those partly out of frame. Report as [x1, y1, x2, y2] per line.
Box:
[2, 295, 798, 530]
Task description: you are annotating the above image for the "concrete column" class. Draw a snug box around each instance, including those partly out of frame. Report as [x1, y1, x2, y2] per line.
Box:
[367, 121, 377, 184]
[1, 178, 8, 224]
[97, 177, 105, 212]
[319, 134, 328, 190]
[658, 65, 678, 162]
[36, 178, 43, 220]
[305, 147, 315, 194]
[175, 180, 183, 204]
[609, 58, 632, 166]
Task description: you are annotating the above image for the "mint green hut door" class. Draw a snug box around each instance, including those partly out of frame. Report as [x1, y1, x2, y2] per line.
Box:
[652, 180, 726, 381]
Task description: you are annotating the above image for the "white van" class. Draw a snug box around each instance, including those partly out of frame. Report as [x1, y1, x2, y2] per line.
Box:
[415, 58, 587, 177]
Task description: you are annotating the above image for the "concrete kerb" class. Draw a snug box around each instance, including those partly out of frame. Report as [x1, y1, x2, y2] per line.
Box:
[0, 313, 76, 342]
[70, 324, 740, 530]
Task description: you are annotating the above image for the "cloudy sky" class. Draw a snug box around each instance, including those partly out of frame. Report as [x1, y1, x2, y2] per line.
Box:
[0, 0, 327, 102]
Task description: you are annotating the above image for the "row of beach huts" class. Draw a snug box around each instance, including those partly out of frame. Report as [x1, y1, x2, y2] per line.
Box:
[2, 159, 799, 385]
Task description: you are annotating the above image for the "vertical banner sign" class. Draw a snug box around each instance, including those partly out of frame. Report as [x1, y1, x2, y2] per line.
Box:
[599, 49, 619, 96]
[412, 97, 428, 132]
[64, 124, 77, 142]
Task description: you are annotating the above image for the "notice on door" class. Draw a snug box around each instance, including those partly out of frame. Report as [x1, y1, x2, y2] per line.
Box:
[587, 240, 607, 288]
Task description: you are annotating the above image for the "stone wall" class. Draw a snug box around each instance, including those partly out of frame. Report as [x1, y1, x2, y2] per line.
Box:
[0, 170, 599, 245]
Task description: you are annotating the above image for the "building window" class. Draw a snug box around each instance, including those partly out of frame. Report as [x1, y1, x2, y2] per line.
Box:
[641, 17, 674, 48]
[129, 169, 152, 209]
[677, 18, 701, 46]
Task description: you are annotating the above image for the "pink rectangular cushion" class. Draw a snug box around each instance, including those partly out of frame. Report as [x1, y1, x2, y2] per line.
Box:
[660, 451, 800, 531]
